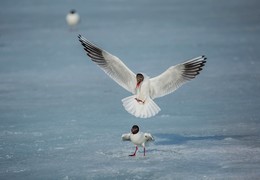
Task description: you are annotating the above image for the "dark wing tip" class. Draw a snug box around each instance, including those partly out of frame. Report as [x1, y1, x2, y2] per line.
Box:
[182, 55, 207, 80]
[77, 35, 107, 65]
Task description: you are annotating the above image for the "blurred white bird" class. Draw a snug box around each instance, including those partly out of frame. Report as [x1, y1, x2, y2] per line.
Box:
[78, 35, 207, 118]
[66, 9, 80, 27]
[122, 125, 154, 156]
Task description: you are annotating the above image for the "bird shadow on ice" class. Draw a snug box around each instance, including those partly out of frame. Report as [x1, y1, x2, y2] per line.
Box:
[153, 133, 247, 145]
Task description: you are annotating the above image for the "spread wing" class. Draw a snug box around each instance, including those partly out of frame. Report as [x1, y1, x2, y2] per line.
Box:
[78, 35, 136, 94]
[144, 133, 155, 142]
[150, 56, 207, 99]
[121, 133, 131, 141]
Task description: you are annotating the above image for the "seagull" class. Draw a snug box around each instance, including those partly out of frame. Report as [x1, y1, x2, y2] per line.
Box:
[122, 125, 154, 156]
[78, 35, 207, 118]
[66, 10, 80, 27]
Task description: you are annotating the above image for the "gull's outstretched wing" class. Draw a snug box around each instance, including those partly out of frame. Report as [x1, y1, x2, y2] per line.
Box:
[150, 56, 207, 99]
[78, 35, 136, 94]
[144, 133, 155, 142]
[121, 133, 131, 141]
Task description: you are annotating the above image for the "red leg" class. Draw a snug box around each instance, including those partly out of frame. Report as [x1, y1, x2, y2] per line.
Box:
[129, 146, 138, 156]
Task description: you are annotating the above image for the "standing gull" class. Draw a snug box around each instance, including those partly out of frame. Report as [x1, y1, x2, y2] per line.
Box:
[66, 10, 80, 27]
[78, 35, 206, 118]
[122, 125, 154, 156]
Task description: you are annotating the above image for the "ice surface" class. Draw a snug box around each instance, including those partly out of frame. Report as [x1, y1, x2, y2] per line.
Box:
[1, 0, 260, 179]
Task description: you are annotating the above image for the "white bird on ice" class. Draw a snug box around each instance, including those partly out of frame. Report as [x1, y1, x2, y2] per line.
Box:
[66, 10, 80, 27]
[122, 125, 154, 156]
[78, 35, 207, 118]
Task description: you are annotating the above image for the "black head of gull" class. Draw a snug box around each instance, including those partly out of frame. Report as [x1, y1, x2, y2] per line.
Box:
[70, 9, 76, 14]
[131, 125, 139, 134]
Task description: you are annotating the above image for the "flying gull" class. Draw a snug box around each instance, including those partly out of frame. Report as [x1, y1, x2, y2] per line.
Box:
[78, 35, 206, 118]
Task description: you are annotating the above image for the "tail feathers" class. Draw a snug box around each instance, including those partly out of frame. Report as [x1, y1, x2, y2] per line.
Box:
[122, 95, 161, 118]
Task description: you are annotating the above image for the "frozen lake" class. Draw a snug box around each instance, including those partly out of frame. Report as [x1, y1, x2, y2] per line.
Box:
[1, 0, 260, 179]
